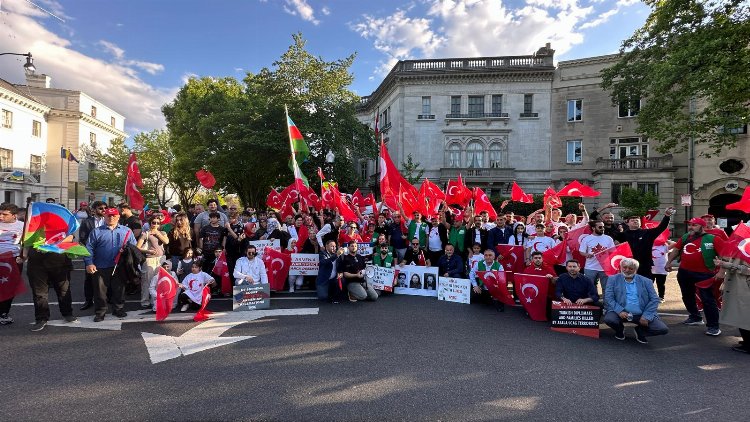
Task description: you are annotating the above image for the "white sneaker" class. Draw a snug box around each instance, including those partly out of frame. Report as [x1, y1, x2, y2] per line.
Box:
[180, 304, 189, 312]
[288, 285, 295, 293]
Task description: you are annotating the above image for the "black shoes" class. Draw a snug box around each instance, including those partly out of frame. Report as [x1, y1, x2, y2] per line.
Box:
[112, 309, 127, 319]
[80, 301, 94, 311]
[93, 314, 105, 322]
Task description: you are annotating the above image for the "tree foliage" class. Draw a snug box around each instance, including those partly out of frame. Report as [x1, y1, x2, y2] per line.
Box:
[601, 0, 750, 156]
[87, 130, 183, 208]
[162, 33, 377, 207]
[617, 187, 660, 219]
[401, 154, 425, 185]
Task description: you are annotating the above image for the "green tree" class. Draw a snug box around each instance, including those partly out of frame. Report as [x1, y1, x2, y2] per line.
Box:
[401, 154, 425, 185]
[163, 33, 376, 207]
[601, 0, 750, 156]
[88, 130, 183, 208]
[617, 187, 660, 219]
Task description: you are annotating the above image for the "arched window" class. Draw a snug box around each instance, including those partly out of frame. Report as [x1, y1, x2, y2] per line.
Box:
[466, 141, 483, 168]
[489, 142, 504, 168]
[448, 143, 461, 168]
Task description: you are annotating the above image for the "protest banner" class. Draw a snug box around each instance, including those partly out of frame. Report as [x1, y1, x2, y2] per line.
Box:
[289, 253, 319, 275]
[247, 239, 281, 260]
[364, 265, 395, 292]
[437, 277, 471, 304]
[394, 265, 439, 297]
[550, 303, 601, 338]
[342, 242, 373, 257]
[232, 284, 271, 311]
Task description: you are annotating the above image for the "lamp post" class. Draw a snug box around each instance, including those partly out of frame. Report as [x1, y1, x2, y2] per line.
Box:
[0, 52, 36, 74]
[325, 150, 335, 180]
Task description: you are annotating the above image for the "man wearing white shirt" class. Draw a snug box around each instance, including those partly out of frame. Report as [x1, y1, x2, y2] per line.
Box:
[233, 246, 269, 285]
[579, 221, 616, 295]
[524, 224, 556, 262]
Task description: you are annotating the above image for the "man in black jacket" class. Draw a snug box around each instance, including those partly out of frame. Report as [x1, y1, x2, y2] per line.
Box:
[464, 215, 489, 252]
[78, 201, 107, 310]
[614, 207, 675, 280]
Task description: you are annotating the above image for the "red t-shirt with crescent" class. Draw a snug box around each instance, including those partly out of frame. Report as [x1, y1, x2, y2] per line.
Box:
[673, 236, 713, 273]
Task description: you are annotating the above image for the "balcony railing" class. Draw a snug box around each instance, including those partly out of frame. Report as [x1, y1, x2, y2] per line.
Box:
[417, 114, 435, 120]
[380, 122, 392, 132]
[519, 112, 539, 118]
[440, 167, 515, 182]
[595, 155, 673, 170]
[445, 112, 509, 119]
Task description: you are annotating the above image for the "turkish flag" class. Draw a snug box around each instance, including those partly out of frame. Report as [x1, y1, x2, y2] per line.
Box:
[263, 246, 292, 291]
[720, 223, 750, 264]
[126, 153, 143, 187]
[195, 169, 216, 189]
[642, 219, 670, 246]
[212, 250, 232, 295]
[279, 183, 301, 205]
[495, 245, 525, 273]
[266, 189, 283, 209]
[595, 242, 634, 276]
[448, 206, 465, 223]
[399, 184, 421, 217]
[365, 193, 376, 209]
[379, 141, 402, 210]
[557, 180, 600, 197]
[419, 178, 446, 202]
[511, 182, 534, 203]
[155, 267, 178, 321]
[542, 238, 567, 267]
[295, 224, 309, 252]
[331, 186, 358, 222]
[566, 225, 592, 268]
[477, 270, 515, 306]
[351, 189, 365, 211]
[445, 174, 472, 207]
[473, 187, 497, 221]
[726, 187, 750, 213]
[193, 287, 212, 322]
[543, 187, 562, 208]
[125, 153, 145, 210]
[0, 252, 25, 301]
[514, 273, 549, 321]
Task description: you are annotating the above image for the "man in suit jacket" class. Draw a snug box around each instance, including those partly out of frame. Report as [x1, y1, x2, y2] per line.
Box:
[316, 240, 342, 301]
[464, 216, 488, 253]
[604, 258, 668, 344]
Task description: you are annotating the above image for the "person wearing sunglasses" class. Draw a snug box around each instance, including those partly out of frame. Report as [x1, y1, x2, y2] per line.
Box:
[401, 240, 427, 267]
[233, 245, 268, 285]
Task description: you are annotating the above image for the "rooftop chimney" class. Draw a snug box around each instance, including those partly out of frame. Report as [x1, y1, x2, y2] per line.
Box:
[26, 73, 51, 89]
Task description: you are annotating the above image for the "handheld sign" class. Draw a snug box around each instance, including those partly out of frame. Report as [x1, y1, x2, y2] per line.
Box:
[364, 265, 395, 292]
[289, 253, 319, 275]
[233, 284, 271, 311]
[437, 277, 471, 304]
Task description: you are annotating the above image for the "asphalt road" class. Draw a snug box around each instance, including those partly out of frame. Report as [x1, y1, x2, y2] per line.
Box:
[1, 263, 748, 421]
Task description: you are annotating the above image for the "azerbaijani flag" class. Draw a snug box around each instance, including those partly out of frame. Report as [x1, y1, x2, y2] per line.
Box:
[286, 109, 310, 189]
[23, 202, 89, 257]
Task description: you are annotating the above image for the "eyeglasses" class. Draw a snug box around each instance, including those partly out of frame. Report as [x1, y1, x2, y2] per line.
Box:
[412, 243, 420, 246]
[97, 207, 106, 210]
[247, 252, 257, 256]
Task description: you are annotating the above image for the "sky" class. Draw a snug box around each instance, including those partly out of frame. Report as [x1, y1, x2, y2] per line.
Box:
[0, 0, 650, 137]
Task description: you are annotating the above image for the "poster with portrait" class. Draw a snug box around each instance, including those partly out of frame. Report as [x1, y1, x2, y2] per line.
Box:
[289, 253, 319, 276]
[247, 239, 280, 260]
[437, 277, 471, 304]
[393, 265, 439, 297]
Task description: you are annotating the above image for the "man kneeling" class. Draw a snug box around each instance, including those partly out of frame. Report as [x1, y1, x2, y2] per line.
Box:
[604, 258, 668, 344]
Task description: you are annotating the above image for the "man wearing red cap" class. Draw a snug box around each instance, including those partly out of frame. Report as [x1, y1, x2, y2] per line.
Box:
[75, 202, 89, 222]
[666, 217, 723, 336]
[701, 214, 729, 241]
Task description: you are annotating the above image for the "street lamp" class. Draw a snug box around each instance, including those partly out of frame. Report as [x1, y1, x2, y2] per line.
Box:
[0, 52, 35, 74]
[325, 150, 335, 178]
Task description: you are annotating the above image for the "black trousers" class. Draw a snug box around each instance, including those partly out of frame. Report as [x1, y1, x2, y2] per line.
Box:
[677, 268, 720, 328]
[93, 267, 125, 317]
[652, 274, 667, 299]
[427, 250, 444, 267]
[84, 272, 95, 302]
[28, 263, 73, 322]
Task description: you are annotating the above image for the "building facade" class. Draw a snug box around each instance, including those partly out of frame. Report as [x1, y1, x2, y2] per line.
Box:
[0, 71, 126, 209]
[357, 44, 557, 197]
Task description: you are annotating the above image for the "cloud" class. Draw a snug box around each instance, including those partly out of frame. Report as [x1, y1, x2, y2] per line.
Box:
[0, 1, 175, 132]
[579, 0, 641, 29]
[283, 0, 320, 25]
[321, 6, 330, 16]
[352, 0, 598, 75]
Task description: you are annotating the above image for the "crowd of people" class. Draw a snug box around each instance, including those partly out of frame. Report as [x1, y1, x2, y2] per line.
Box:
[0, 196, 747, 355]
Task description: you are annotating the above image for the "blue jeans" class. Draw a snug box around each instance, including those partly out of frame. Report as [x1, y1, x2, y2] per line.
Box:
[603, 311, 669, 337]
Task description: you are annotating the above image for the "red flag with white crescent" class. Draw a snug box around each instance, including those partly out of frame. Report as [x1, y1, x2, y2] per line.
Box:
[193, 287, 212, 322]
[0, 252, 25, 302]
[543, 187, 562, 208]
[495, 245, 525, 273]
[514, 273, 549, 321]
[511, 182, 534, 203]
[557, 180, 600, 197]
[726, 187, 750, 213]
[542, 238, 568, 267]
[212, 250, 232, 295]
[473, 187, 497, 221]
[595, 242, 634, 276]
[155, 267, 178, 321]
[266, 189, 283, 210]
[720, 223, 750, 264]
[477, 270, 515, 306]
[263, 246, 292, 291]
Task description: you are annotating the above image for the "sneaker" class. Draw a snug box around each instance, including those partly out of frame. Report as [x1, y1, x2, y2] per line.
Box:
[614, 331, 626, 341]
[682, 317, 704, 326]
[79, 301, 93, 311]
[659, 298, 665, 303]
[93, 314, 105, 322]
[180, 304, 189, 312]
[288, 285, 295, 293]
[0, 313, 13, 325]
[63, 315, 78, 323]
[113, 309, 127, 319]
[634, 327, 648, 344]
[30, 321, 47, 332]
[348, 292, 358, 303]
[706, 327, 722, 336]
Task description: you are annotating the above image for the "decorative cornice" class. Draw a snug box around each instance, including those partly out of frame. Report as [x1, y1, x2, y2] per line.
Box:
[558, 54, 620, 68]
[0, 87, 50, 114]
[47, 109, 127, 137]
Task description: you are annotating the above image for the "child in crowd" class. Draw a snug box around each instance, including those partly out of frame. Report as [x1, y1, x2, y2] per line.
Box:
[176, 247, 195, 283]
[149, 261, 179, 312]
[178, 260, 216, 312]
[467, 242, 483, 275]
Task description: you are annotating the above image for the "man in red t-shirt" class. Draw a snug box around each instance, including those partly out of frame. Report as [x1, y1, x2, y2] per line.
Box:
[666, 217, 723, 336]
[524, 251, 558, 299]
[701, 214, 728, 241]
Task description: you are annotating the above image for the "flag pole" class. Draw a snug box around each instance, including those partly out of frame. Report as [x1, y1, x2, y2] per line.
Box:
[66, 157, 70, 209]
